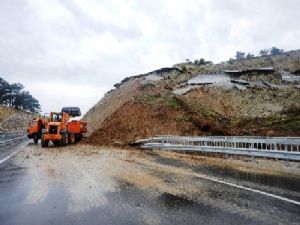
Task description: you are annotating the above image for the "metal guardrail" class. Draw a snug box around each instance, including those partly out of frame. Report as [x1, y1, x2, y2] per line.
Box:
[137, 135, 300, 161]
[0, 135, 28, 149]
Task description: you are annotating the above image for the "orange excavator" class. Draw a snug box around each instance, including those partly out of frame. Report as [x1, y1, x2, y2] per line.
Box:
[41, 107, 87, 147]
[27, 116, 48, 143]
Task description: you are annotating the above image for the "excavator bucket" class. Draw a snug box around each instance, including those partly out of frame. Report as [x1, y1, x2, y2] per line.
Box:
[61, 107, 81, 117]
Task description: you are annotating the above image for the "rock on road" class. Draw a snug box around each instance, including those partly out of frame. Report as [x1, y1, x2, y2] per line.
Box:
[0, 143, 300, 225]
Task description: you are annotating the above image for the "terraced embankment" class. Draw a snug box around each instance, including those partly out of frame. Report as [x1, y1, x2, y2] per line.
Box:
[84, 50, 300, 146]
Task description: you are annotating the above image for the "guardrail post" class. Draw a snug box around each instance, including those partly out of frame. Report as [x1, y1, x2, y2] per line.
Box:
[284, 159, 290, 167]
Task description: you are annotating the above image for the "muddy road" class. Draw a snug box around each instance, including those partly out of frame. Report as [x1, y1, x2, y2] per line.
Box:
[0, 143, 300, 225]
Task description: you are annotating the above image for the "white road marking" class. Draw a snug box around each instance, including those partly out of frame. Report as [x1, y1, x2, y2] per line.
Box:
[142, 159, 300, 206]
[194, 173, 300, 206]
[0, 141, 29, 164]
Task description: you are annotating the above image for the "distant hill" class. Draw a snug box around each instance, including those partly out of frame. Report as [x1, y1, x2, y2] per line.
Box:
[83, 50, 300, 146]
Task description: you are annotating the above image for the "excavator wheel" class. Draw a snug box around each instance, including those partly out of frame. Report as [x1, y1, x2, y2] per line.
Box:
[61, 133, 69, 146]
[68, 133, 75, 144]
[33, 134, 39, 144]
[41, 134, 49, 148]
[53, 141, 60, 146]
[75, 134, 82, 143]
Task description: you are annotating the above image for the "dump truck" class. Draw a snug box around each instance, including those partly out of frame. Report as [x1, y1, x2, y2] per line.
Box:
[27, 117, 48, 143]
[41, 107, 87, 147]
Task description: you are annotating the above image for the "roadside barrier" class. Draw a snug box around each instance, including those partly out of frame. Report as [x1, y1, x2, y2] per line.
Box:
[136, 135, 300, 161]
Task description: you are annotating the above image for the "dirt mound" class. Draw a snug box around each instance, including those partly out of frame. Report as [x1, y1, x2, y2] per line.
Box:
[83, 78, 142, 135]
[85, 102, 224, 146]
[85, 94, 300, 146]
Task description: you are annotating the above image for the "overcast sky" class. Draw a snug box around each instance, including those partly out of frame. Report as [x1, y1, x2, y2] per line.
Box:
[1, 0, 299, 114]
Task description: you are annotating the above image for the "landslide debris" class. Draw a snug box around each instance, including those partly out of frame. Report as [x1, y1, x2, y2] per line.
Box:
[83, 78, 142, 135]
[84, 50, 300, 146]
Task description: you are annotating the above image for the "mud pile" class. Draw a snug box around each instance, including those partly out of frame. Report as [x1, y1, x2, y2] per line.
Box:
[83, 78, 142, 135]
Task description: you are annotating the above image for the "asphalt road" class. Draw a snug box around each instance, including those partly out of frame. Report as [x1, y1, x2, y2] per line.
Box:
[0, 143, 300, 225]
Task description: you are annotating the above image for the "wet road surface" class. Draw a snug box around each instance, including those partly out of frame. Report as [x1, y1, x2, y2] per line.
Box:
[0, 143, 300, 225]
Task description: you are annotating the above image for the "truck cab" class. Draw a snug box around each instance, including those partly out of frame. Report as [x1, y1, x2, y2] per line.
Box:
[27, 117, 48, 143]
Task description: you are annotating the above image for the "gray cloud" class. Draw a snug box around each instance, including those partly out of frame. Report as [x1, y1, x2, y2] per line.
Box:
[0, 0, 299, 114]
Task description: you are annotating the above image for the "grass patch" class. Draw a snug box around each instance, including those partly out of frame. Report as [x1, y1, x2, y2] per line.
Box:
[135, 94, 182, 109]
[135, 94, 161, 104]
[229, 115, 300, 132]
[164, 97, 182, 109]
[280, 117, 300, 131]
[176, 114, 192, 122]
[186, 100, 217, 119]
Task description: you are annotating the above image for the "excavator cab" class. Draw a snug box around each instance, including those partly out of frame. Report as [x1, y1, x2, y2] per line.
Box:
[41, 107, 87, 147]
[50, 113, 62, 122]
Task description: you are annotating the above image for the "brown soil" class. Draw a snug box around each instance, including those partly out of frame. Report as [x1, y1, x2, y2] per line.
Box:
[86, 102, 199, 146]
[85, 98, 300, 146]
[83, 78, 142, 135]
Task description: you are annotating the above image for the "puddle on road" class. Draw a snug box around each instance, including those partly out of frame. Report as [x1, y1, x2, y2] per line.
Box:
[194, 165, 300, 193]
[158, 193, 195, 208]
[147, 151, 300, 193]
[147, 151, 191, 169]
[0, 162, 26, 184]
[113, 178, 260, 225]
[0, 178, 16, 184]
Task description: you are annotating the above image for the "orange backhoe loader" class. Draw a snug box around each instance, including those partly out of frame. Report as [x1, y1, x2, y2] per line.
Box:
[41, 107, 87, 147]
[27, 117, 48, 143]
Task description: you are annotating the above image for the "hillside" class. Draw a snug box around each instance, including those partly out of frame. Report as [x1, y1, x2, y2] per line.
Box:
[0, 105, 33, 133]
[84, 50, 300, 146]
